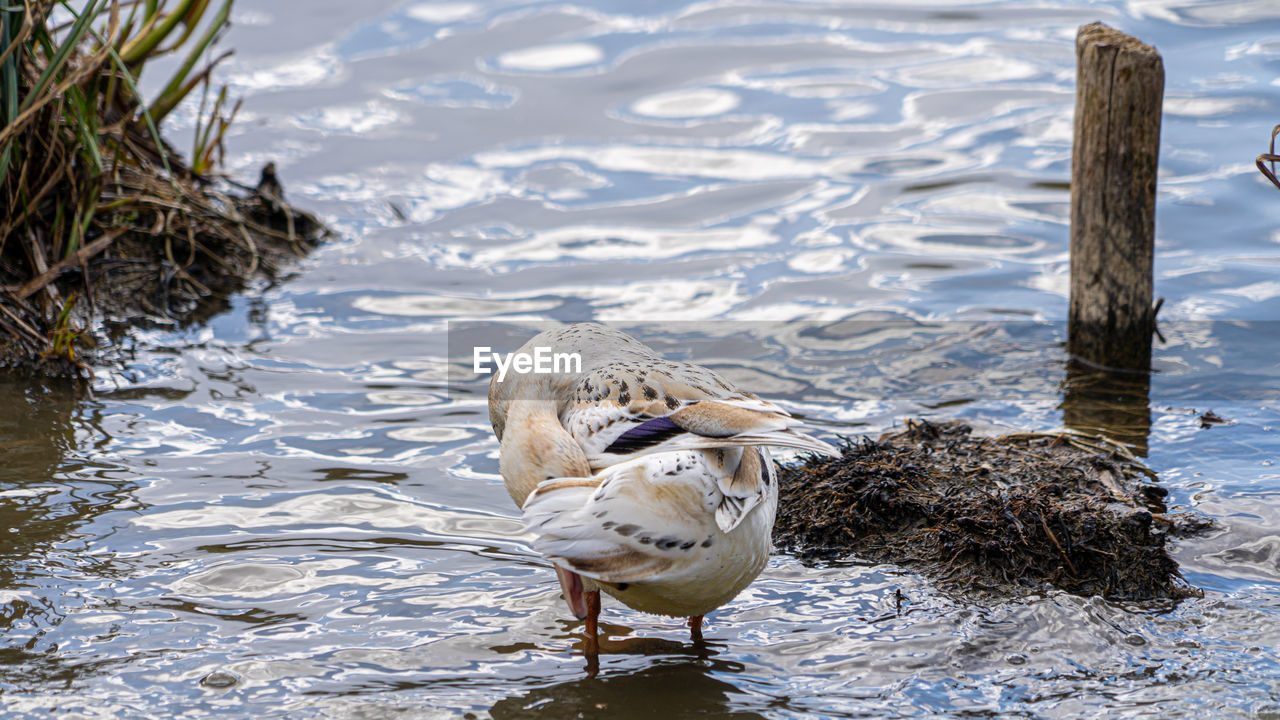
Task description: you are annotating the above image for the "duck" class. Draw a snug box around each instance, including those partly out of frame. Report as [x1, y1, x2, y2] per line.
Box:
[488, 323, 835, 654]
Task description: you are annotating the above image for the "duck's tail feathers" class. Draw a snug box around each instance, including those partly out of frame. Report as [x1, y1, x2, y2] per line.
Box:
[521, 472, 683, 585]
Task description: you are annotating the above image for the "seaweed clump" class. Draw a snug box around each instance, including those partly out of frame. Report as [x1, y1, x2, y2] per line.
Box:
[774, 420, 1210, 601]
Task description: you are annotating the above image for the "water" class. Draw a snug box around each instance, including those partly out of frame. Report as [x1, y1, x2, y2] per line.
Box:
[3, 0, 1280, 716]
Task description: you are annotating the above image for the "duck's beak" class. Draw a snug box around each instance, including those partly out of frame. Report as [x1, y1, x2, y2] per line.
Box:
[554, 564, 589, 620]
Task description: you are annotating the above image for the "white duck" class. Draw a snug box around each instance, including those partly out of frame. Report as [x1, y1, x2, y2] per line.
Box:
[488, 323, 835, 653]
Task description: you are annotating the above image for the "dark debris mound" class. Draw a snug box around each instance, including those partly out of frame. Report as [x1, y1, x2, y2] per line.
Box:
[775, 420, 1210, 601]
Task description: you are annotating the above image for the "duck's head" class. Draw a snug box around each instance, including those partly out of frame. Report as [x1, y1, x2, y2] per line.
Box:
[498, 398, 591, 506]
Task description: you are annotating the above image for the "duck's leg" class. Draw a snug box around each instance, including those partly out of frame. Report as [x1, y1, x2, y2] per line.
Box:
[584, 589, 601, 656]
[688, 614, 704, 642]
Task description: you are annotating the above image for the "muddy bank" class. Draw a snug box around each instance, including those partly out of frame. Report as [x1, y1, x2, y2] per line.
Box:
[0, 163, 325, 373]
[775, 420, 1210, 601]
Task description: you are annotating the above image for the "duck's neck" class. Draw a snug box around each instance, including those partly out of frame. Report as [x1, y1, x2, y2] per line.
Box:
[499, 398, 591, 506]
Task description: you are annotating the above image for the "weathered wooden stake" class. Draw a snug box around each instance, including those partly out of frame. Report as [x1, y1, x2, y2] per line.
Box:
[1068, 22, 1163, 370]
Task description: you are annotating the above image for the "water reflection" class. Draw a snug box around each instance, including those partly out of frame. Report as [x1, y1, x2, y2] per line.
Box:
[1061, 361, 1154, 455]
[490, 658, 765, 720]
[0, 378, 131, 689]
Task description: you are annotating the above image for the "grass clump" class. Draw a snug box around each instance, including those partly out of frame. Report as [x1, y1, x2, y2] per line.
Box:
[1, 0, 324, 372]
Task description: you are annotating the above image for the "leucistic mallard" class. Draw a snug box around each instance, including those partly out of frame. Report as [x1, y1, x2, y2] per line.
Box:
[488, 323, 835, 654]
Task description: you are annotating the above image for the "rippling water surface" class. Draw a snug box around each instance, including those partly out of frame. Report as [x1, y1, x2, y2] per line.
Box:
[4, 0, 1280, 716]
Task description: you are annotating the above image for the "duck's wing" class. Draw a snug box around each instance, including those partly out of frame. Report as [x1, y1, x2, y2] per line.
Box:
[563, 360, 837, 469]
[521, 450, 757, 584]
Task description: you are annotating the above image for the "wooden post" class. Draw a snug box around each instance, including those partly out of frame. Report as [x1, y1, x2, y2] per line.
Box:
[1068, 22, 1163, 371]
